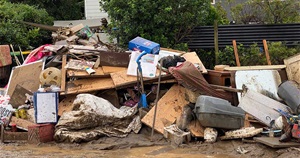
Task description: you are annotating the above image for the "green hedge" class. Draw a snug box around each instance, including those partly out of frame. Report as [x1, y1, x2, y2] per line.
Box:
[196, 41, 300, 69]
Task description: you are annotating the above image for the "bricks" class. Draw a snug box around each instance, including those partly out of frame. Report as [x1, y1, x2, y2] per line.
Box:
[28, 124, 55, 144]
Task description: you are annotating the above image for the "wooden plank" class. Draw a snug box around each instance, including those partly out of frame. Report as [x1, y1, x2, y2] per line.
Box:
[110, 70, 172, 89]
[182, 52, 207, 74]
[9, 84, 33, 108]
[224, 65, 286, 71]
[141, 85, 189, 134]
[62, 77, 115, 95]
[61, 55, 67, 92]
[100, 51, 130, 67]
[67, 67, 108, 78]
[66, 35, 79, 43]
[210, 84, 242, 93]
[110, 70, 137, 87]
[6, 60, 43, 97]
[160, 48, 186, 54]
[263, 39, 272, 65]
[244, 113, 251, 128]
[232, 40, 241, 66]
[58, 95, 77, 116]
[3, 131, 28, 142]
[70, 23, 84, 34]
[153, 79, 177, 84]
[102, 66, 127, 74]
[97, 89, 120, 108]
[254, 137, 300, 148]
[284, 53, 300, 83]
[188, 120, 204, 137]
[214, 20, 219, 64]
[9, 116, 35, 131]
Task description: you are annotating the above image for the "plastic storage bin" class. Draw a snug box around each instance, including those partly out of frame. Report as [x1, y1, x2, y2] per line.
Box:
[194, 95, 245, 129]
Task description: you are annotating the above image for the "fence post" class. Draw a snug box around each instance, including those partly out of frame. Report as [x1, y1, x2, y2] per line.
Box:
[214, 20, 219, 65]
[263, 39, 272, 65]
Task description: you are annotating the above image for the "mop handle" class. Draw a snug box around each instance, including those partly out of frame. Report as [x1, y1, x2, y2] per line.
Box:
[136, 51, 148, 72]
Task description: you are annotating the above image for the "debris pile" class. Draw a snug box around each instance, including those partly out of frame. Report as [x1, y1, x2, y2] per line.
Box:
[1, 23, 300, 151]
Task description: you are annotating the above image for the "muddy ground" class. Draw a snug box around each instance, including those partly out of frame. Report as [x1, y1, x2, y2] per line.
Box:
[1, 127, 300, 158]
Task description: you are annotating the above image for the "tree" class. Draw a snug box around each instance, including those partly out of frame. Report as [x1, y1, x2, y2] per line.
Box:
[0, 1, 53, 48]
[101, 0, 224, 50]
[229, 0, 300, 24]
[9, 0, 84, 20]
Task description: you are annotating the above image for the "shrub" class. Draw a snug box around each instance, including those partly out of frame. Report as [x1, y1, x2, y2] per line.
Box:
[0, 1, 53, 49]
[204, 41, 300, 68]
[101, 0, 226, 50]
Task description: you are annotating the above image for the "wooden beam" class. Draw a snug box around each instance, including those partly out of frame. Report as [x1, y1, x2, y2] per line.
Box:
[182, 52, 208, 74]
[9, 116, 35, 131]
[254, 137, 300, 148]
[58, 95, 77, 116]
[142, 85, 189, 134]
[6, 60, 44, 97]
[244, 113, 251, 128]
[110, 70, 172, 89]
[67, 67, 109, 78]
[224, 65, 286, 71]
[189, 120, 204, 137]
[3, 131, 28, 142]
[62, 77, 115, 95]
[214, 20, 219, 65]
[284, 53, 300, 83]
[263, 39, 272, 65]
[102, 66, 127, 74]
[232, 40, 241, 66]
[61, 55, 67, 92]
[210, 84, 242, 93]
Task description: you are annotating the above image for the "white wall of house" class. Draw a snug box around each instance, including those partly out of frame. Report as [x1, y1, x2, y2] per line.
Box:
[85, 0, 108, 19]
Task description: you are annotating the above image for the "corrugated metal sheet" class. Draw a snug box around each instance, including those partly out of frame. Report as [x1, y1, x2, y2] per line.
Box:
[184, 23, 300, 49]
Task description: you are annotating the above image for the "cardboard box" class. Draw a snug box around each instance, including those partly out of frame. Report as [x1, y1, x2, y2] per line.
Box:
[128, 37, 160, 54]
[127, 51, 159, 78]
[28, 124, 54, 144]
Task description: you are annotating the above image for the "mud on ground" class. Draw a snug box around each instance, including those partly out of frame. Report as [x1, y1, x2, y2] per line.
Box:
[1, 127, 300, 158]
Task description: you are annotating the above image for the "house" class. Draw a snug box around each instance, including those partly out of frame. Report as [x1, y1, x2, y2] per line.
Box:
[84, 0, 108, 20]
[212, 0, 248, 22]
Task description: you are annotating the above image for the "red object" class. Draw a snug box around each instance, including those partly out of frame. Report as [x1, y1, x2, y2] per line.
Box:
[0, 45, 12, 67]
[28, 124, 55, 144]
[11, 124, 17, 132]
[292, 124, 300, 139]
[23, 44, 52, 65]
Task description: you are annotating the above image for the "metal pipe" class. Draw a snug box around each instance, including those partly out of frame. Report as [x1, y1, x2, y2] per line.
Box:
[151, 58, 163, 141]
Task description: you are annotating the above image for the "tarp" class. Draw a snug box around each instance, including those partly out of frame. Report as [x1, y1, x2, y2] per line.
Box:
[54, 94, 141, 143]
[169, 61, 232, 101]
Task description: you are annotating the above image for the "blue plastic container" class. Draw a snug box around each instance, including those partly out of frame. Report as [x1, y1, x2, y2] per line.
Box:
[128, 37, 160, 54]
